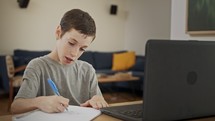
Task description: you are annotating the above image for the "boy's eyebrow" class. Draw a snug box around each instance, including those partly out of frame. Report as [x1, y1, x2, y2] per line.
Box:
[70, 38, 89, 48]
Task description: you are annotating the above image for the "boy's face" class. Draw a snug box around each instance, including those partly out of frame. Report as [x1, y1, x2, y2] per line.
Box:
[56, 27, 94, 65]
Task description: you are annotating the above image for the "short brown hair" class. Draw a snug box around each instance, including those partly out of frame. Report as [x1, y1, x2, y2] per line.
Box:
[60, 9, 96, 39]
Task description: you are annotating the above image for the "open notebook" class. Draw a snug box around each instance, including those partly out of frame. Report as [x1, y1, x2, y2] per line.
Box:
[13, 105, 101, 121]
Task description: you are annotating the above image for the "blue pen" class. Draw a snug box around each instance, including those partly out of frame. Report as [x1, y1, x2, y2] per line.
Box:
[47, 78, 68, 111]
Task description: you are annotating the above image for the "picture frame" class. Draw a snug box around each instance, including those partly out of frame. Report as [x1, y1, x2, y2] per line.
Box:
[186, 0, 215, 35]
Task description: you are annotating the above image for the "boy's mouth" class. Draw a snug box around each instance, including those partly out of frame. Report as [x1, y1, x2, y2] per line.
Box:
[65, 56, 73, 63]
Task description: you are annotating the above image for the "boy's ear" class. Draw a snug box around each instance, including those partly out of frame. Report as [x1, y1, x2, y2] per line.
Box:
[55, 25, 62, 40]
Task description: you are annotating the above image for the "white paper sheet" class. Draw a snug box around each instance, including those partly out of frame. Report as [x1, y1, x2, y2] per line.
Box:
[13, 105, 101, 121]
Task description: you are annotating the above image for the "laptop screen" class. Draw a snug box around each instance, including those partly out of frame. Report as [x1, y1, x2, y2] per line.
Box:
[143, 39, 215, 120]
[101, 39, 215, 121]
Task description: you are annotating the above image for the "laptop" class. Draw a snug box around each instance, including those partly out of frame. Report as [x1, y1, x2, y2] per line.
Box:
[101, 39, 215, 121]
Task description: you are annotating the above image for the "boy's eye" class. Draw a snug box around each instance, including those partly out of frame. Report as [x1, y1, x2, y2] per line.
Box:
[69, 42, 75, 46]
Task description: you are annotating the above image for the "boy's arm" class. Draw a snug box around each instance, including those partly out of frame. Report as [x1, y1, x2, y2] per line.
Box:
[11, 96, 69, 114]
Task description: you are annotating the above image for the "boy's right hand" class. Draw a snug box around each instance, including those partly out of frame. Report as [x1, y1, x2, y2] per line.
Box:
[36, 95, 69, 113]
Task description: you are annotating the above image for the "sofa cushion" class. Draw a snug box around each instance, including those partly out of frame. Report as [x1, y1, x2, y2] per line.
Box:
[13, 49, 51, 75]
[131, 55, 145, 71]
[14, 49, 50, 58]
[78, 51, 96, 68]
[93, 51, 113, 70]
[13, 49, 51, 68]
[112, 51, 136, 71]
[93, 51, 128, 70]
[13, 56, 32, 67]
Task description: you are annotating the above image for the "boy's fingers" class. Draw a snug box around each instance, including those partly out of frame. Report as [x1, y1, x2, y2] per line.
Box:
[58, 96, 69, 106]
[80, 101, 89, 107]
[57, 105, 65, 112]
[101, 102, 109, 108]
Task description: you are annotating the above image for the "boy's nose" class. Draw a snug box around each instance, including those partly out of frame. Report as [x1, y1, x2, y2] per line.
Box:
[70, 47, 79, 57]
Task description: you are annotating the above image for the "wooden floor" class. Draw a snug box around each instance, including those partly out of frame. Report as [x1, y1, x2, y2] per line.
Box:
[0, 93, 10, 116]
[0, 91, 142, 116]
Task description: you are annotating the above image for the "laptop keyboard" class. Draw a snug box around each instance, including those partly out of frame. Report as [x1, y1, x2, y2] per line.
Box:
[101, 103, 143, 121]
[118, 109, 143, 118]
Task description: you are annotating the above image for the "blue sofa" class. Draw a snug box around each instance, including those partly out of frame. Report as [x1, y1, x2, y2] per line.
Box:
[79, 51, 145, 92]
[0, 49, 50, 92]
[0, 49, 145, 93]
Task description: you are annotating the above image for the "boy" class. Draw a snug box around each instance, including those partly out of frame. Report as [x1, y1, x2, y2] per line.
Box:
[11, 9, 109, 114]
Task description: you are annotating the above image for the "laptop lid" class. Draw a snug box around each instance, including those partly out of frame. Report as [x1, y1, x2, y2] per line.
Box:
[143, 39, 215, 120]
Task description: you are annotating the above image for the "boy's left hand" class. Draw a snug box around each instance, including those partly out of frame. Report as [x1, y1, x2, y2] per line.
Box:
[80, 95, 109, 109]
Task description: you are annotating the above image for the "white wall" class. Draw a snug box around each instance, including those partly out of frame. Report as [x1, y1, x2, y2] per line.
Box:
[171, 0, 215, 40]
[125, 0, 171, 55]
[0, 0, 126, 54]
[0, 0, 171, 55]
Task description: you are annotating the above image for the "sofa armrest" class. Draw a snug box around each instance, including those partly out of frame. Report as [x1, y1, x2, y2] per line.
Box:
[14, 65, 27, 73]
[0, 55, 9, 92]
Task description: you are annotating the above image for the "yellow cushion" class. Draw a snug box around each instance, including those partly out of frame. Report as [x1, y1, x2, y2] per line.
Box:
[112, 51, 136, 71]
